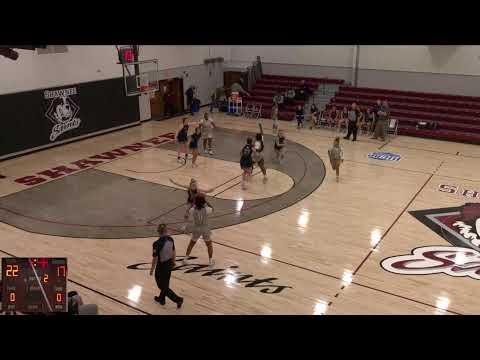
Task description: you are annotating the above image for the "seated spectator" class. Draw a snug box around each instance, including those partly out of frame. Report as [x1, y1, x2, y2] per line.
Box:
[337, 106, 349, 130]
[68, 291, 98, 315]
[357, 106, 366, 130]
[365, 107, 375, 132]
[328, 105, 338, 127]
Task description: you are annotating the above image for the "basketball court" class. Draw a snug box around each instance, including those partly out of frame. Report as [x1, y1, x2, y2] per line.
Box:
[1, 107, 479, 315]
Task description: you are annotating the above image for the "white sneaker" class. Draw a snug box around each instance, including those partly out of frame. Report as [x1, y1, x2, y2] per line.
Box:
[208, 258, 215, 267]
[209, 150, 214, 155]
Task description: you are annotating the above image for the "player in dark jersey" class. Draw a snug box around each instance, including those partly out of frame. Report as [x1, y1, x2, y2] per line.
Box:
[240, 137, 254, 190]
[169, 178, 215, 220]
[189, 126, 202, 167]
[176, 118, 190, 163]
[274, 130, 286, 162]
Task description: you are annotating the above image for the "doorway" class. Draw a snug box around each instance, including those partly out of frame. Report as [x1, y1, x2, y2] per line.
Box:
[149, 77, 185, 121]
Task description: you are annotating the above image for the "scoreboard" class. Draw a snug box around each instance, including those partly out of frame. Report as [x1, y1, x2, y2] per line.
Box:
[1, 258, 68, 313]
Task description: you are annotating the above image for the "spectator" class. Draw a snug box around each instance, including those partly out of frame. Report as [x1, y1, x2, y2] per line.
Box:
[185, 85, 195, 115]
[256, 56, 263, 78]
[273, 92, 284, 110]
[210, 87, 225, 113]
[365, 107, 375, 133]
[357, 106, 366, 133]
[309, 103, 319, 129]
[287, 87, 296, 105]
[231, 79, 250, 97]
[328, 105, 339, 128]
[371, 100, 390, 141]
[338, 106, 349, 131]
[302, 80, 313, 97]
[67, 291, 98, 315]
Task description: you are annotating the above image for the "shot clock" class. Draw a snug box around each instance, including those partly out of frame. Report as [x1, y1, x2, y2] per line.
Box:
[1, 258, 68, 313]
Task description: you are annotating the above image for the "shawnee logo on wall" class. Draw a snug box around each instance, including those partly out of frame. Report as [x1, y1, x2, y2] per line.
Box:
[44, 87, 81, 142]
[381, 203, 480, 280]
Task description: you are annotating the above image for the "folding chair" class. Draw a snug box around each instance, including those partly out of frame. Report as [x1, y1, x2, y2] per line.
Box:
[317, 111, 331, 129]
[244, 103, 254, 118]
[252, 104, 262, 119]
[386, 118, 398, 139]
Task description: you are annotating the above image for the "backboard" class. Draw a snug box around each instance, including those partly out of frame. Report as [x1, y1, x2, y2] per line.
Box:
[120, 59, 159, 97]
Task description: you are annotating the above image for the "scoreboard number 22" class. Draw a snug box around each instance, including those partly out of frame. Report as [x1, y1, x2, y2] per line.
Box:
[6, 264, 19, 277]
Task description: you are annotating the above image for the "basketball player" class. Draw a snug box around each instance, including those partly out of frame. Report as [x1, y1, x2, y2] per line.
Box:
[183, 194, 215, 267]
[169, 178, 215, 219]
[274, 130, 286, 162]
[199, 112, 216, 155]
[240, 137, 254, 190]
[253, 124, 267, 183]
[176, 118, 190, 163]
[189, 126, 202, 167]
[271, 104, 279, 135]
[150, 224, 184, 308]
[328, 137, 344, 182]
[295, 105, 304, 130]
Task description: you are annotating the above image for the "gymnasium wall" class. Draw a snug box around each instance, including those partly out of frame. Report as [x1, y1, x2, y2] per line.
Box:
[229, 45, 480, 97]
[139, 45, 230, 107]
[0, 45, 231, 96]
[230, 46, 355, 84]
[357, 46, 480, 96]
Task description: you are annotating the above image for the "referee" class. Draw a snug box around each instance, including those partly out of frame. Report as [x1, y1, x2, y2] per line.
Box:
[150, 224, 184, 308]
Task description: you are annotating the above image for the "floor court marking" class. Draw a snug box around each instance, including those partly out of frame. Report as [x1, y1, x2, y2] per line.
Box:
[0, 135, 176, 198]
[0, 248, 152, 315]
[207, 240, 460, 315]
[384, 143, 480, 158]
[0, 208, 460, 315]
[344, 159, 432, 175]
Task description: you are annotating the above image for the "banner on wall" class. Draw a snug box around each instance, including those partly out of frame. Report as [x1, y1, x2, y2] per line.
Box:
[44, 86, 81, 142]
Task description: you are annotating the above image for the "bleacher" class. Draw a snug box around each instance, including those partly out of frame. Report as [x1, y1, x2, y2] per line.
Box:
[244, 74, 344, 120]
[328, 86, 480, 144]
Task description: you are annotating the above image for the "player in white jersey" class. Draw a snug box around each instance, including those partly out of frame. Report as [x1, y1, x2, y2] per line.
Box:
[183, 194, 215, 267]
[199, 112, 216, 155]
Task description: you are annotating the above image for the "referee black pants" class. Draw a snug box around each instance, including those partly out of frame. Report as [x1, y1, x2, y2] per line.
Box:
[345, 121, 358, 141]
[155, 259, 182, 303]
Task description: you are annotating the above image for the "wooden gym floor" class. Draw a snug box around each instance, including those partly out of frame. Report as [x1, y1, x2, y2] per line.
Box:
[1, 110, 480, 315]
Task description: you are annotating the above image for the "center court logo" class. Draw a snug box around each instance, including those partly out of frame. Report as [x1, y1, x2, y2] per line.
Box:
[381, 203, 480, 280]
[367, 152, 401, 161]
[44, 87, 81, 142]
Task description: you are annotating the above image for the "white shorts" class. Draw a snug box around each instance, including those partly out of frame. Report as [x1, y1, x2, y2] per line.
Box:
[191, 227, 212, 242]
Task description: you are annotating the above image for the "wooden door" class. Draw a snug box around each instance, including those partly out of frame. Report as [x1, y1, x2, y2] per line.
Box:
[149, 86, 164, 120]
